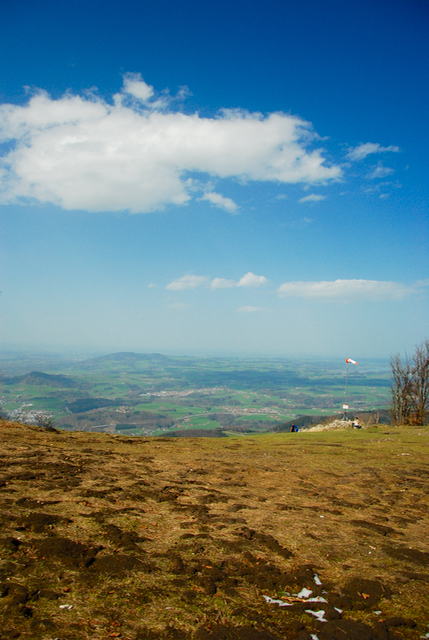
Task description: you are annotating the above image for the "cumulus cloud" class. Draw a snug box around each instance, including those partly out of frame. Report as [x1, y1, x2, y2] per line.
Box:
[277, 279, 428, 301]
[122, 73, 154, 101]
[200, 191, 238, 213]
[0, 76, 341, 213]
[166, 275, 208, 290]
[299, 194, 326, 203]
[347, 142, 400, 161]
[237, 272, 268, 287]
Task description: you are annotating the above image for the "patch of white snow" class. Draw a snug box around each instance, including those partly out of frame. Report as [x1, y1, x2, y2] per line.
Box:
[306, 609, 327, 622]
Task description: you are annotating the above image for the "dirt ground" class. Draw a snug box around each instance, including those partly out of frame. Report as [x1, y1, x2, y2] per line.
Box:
[1, 420, 428, 640]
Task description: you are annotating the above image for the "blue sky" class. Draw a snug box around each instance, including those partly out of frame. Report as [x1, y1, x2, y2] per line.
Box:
[0, 0, 428, 358]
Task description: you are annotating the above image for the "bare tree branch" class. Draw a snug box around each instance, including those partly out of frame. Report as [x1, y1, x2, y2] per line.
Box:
[391, 339, 429, 425]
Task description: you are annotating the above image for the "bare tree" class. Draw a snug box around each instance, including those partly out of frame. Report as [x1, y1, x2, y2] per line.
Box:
[391, 339, 429, 425]
[35, 412, 57, 430]
[390, 353, 413, 425]
[412, 339, 429, 426]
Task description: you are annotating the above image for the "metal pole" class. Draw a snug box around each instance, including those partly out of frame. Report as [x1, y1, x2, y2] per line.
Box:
[344, 362, 349, 420]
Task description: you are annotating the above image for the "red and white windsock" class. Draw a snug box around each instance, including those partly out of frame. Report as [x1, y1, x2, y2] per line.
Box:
[346, 358, 358, 365]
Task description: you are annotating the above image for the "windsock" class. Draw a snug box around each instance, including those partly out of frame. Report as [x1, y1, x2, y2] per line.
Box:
[346, 358, 358, 365]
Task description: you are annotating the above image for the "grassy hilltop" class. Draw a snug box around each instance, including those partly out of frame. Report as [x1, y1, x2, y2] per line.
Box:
[0, 420, 428, 640]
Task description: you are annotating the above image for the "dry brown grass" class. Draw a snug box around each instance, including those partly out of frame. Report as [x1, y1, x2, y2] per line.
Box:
[0, 419, 428, 640]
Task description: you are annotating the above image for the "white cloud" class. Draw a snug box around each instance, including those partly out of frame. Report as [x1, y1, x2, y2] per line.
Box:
[148, 283, 157, 288]
[166, 275, 208, 290]
[277, 279, 428, 302]
[237, 306, 265, 313]
[200, 191, 238, 213]
[237, 272, 268, 287]
[347, 142, 400, 161]
[361, 180, 401, 194]
[367, 164, 395, 179]
[0, 77, 341, 213]
[299, 194, 326, 203]
[210, 277, 236, 289]
[122, 73, 154, 101]
[166, 271, 268, 291]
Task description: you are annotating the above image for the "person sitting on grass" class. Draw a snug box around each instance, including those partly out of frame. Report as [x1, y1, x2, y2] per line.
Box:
[352, 417, 361, 429]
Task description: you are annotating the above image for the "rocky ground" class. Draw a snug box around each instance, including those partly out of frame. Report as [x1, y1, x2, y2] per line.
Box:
[0, 420, 428, 640]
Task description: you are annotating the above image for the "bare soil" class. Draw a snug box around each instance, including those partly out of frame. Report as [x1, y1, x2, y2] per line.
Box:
[0, 420, 428, 640]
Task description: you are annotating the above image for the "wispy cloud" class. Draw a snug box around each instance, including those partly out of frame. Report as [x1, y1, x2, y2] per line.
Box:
[277, 279, 428, 302]
[167, 271, 268, 291]
[367, 164, 395, 179]
[200, 191, 238, 214]
[166, 275, 208, 290]
[167, 302, 192, 310]
[347, 142, 400, 161]
[299, 194, 326, 203]
[237, 306, 266, 313]
[210, 278, 236, 290]
[362, 180, 401, 195]
[0, 75, 341, 214]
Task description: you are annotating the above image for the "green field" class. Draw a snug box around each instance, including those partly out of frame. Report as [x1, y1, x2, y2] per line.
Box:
[0, 351, 392, 434]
